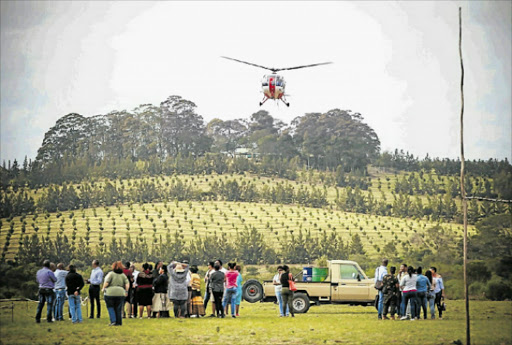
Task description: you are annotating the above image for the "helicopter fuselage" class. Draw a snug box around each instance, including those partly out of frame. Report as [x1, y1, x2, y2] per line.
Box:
[262, 74, 285, 100]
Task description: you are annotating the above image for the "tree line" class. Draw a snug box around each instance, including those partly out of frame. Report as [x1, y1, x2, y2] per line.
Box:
[11, 227, 361, 268]
[377, 150, 511, 199]
[1, 95, 381, 188]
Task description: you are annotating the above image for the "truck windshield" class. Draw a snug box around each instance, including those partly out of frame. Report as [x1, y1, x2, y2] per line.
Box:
[340, 265, 362, 280]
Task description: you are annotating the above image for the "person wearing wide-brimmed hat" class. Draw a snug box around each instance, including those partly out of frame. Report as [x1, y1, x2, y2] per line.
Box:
[168, 261, 189, 318]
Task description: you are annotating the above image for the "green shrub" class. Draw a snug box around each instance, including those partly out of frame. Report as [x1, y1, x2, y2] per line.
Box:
[246, 266, 259, 275]
[486, 276, 512, 301]
[469, 281, 486, 299]
[445, 279, 464, 300]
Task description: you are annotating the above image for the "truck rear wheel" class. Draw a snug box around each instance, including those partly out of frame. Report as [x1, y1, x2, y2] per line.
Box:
[292, 292, 310, 314]
[242, 279, 264, 303]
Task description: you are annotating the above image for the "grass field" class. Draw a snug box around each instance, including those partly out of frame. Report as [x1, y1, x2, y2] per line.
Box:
[0, 299, 510, 344]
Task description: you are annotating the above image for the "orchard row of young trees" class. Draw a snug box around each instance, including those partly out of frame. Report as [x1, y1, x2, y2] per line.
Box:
[377, 149, 511, 177]
[11, 227, 364, 267]
[2, 171, 509, 224]
[3, 150, 510, 206]
[3, 214, 510, 300]
[392, 170, 509, 200]
[335, 186, 509, 223]
[0, 177, 331, 218]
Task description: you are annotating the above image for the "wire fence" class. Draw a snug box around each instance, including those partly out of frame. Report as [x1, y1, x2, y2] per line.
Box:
[465, 196, 512, 203]
[0, 296, 90, 323]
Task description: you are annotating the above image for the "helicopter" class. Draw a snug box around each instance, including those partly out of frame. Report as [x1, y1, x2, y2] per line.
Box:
[221, 56, 332, 107]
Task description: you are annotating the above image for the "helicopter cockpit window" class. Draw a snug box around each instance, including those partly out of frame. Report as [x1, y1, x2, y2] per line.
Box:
[262, 76, 269, 86]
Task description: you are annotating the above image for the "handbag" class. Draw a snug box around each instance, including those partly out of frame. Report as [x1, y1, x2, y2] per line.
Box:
[441, 297, 446, 311]
[374, 267, 384, 290]
[288, 273, 297, 291]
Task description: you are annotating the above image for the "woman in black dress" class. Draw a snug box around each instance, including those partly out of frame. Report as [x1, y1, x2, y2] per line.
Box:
[136, 263, 153, 319]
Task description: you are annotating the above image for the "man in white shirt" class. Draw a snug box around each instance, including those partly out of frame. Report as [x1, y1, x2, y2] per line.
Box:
[374, 258, 388, 319]
[130, 264, 139, 318]
[214, 259, 228, 274]
[87, 259, 103, 319]
[53, 263, 68, 321]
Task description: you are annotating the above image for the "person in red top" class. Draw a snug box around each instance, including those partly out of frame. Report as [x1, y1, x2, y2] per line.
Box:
[222, 263, 239, 318]
[122, 261, 133, 318]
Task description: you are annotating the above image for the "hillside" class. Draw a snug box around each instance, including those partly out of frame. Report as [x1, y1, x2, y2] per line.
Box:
[0, 170, 475, 264]
[0, 96, 510, 301]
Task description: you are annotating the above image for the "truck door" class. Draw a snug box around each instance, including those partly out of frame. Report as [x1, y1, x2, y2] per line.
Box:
[333, 264, 370, 301]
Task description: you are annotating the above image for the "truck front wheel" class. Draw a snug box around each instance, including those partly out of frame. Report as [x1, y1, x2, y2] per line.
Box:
[292, 292, 310, 314]
[242, 279, 264, 303]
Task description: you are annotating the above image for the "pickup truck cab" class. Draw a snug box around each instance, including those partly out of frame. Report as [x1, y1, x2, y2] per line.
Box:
[242, 260, 377, 313]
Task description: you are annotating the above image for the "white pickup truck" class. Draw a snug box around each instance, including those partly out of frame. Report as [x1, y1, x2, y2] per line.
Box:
[242, 260, 377, 313]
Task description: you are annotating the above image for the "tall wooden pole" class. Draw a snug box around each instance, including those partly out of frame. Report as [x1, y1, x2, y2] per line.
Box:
[459, 7, 470, 345]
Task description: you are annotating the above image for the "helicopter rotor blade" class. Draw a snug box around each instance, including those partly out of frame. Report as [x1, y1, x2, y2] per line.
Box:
[221, 56, 276, 72]
[274, 62, 332, 72]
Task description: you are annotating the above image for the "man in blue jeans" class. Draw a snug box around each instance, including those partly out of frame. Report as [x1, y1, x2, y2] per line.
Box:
[53, 263, 68, 321]
[374, 258, 388, 319]
[415, 267, 431, 319]
[35, 260, 57, 323]
[65, 265, 85, 323]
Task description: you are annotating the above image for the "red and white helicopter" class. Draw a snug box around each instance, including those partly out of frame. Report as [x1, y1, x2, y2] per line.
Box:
[221, 56, 332, 107]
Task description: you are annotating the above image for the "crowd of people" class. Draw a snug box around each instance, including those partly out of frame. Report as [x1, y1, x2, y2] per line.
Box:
[374, 259, 446, 321]
[34, 258, 244, 325]
[34, 257, 447, 325]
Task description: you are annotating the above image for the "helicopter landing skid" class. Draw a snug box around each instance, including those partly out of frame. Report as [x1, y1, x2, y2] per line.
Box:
[259, 96, 269, 106]
[280, 97, 290, 107]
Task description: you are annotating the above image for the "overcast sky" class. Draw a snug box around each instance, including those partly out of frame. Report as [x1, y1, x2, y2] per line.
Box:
[1, 1, 510, 164]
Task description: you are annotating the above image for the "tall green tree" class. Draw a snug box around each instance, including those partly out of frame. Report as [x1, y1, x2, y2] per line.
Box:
[36, 113, 89, 165]
[160, 95, 212, 157]
[206, 118, 247, 155]
[292, 109, 380, 172]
